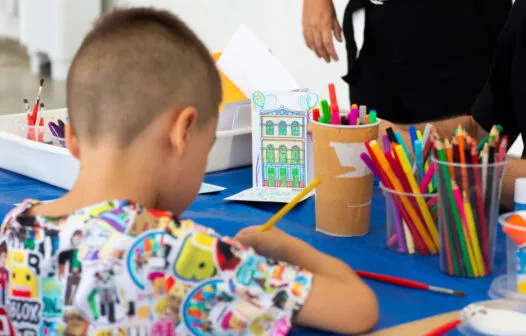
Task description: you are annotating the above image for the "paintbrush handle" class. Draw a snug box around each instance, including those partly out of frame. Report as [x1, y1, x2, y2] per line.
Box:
[355, 270, 427, 290]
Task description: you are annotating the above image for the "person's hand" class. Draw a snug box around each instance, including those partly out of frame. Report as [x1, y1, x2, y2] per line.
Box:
[302, 0, 343, 63]
[234, 226, 302, 262]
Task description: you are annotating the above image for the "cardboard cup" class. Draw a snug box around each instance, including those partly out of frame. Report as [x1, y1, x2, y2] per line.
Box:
[311, 121, 379, 236]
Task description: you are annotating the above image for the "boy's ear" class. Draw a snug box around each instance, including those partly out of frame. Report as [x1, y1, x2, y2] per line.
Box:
[169, 106, 198, 157]
[65, 121, 80, 159]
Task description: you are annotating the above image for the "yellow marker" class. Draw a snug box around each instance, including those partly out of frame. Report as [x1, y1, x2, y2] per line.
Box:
[463, 193, 486, 276]
[394, 145, 440, 247]
[260, 177, 321, 232]
[417, 130, 423, 140]
[369, 141, 437, 254]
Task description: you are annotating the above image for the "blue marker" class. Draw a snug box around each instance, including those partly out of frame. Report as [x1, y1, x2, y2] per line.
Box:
[415, 140, 424, 184]
[409, 125, 418, 153]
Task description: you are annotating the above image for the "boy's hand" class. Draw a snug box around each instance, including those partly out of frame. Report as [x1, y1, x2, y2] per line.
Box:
[234, 226, 302, 262]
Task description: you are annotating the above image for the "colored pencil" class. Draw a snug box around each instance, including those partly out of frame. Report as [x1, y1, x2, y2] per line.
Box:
[452, 181, 478, 277]
[259, 177, 321, 232]
[436, 141, 461, 275]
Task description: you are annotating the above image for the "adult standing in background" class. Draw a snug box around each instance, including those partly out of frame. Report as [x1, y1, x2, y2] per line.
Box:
[302, 0, 511, 123]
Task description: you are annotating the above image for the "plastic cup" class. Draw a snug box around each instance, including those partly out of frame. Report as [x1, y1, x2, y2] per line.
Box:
[433, 158, 507, 278]
[486, 211, 526, 302]
[310, 120, 378, 236]
[381, 183, 438, 255]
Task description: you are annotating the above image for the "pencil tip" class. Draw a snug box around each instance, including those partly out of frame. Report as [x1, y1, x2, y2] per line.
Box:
[39, 78, 44, 86]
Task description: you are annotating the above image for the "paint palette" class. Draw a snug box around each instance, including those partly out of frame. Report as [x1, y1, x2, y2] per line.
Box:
[458, 303, 526, 335]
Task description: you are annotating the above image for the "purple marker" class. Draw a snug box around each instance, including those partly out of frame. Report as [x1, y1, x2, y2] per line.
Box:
[382, 135, 391, 153]
[360, 152, 406, 253]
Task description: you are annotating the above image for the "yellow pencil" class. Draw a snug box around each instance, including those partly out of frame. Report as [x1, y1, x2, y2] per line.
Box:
[463, 192, 486, 276]
[259, 177, 321, 232]
[369, 141, 437, 254]
[394, 145, 440, 247]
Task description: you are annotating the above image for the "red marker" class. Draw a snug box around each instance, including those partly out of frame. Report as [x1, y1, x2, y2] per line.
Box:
[312, 108, 320, 122]
[328, 83, 339, 114]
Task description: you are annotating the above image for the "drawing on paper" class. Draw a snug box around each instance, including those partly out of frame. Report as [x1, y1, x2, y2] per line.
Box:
[225, 188, 314, 203]
[225, 91, 318, 203]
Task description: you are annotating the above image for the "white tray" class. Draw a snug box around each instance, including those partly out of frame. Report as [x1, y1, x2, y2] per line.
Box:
[0, 103, 252, 190]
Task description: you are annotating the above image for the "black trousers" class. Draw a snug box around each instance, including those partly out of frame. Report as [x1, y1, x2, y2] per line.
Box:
[342, 0, 511, 124]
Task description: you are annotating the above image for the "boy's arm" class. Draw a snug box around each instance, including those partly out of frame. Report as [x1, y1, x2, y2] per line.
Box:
[286, 239, 379, 335]
[236, 227, 378, 335]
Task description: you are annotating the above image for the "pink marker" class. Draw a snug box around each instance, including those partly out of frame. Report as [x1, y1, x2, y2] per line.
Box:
[331, 112, 339, 125]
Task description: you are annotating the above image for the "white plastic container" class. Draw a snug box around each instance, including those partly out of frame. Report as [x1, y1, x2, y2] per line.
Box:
[0, 103, 252, 190]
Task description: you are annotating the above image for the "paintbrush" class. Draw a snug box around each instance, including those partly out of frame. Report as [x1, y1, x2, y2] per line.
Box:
[356, 270, 466, 297]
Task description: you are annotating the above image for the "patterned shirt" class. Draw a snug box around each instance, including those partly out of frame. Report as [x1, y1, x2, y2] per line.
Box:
[0, 199, 313, 335]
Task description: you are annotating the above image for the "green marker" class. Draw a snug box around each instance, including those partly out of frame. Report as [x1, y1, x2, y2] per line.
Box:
[320, 100, 331, 124]
[369, 110, 377, 124]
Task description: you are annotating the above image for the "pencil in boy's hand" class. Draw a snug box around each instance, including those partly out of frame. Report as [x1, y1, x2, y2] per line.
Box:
[259, 177, 321, 232]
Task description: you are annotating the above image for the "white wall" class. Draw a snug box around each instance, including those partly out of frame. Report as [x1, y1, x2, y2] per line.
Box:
[106, 0, 353, 109]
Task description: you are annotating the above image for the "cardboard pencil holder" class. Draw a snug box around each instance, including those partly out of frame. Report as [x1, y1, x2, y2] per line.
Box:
[311, 121, 379, 236]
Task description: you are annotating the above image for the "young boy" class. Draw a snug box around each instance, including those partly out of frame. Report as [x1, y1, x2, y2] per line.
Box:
[0, 8, 378, 335]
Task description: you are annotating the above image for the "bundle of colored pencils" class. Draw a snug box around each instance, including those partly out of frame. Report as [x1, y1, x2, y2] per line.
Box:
[433, 125, 507, 278]
[361, 125, 439, 255]
[312, 84, 377, 125]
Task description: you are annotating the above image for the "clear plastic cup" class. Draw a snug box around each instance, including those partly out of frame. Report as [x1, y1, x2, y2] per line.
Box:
[488, 211, 526, 302]
[433, 158, 507, 278]
[380, 183, 439, 255]
[16, 119, 64, 147]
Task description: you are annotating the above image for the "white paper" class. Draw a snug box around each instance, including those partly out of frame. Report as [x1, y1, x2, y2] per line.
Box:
[14, 183, 226, 206]
[198, 183, 226, 194]
[225, 188, 314, 204]
[217, 25, 300, 98]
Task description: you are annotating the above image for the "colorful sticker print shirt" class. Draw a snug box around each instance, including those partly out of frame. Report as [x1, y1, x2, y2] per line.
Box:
[0, 199, 313, 335]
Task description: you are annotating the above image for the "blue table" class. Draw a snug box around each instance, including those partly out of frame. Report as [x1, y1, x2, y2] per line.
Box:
[0, 167, 507, 335]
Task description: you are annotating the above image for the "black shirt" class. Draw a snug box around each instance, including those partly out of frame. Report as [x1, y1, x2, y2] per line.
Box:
[472, 0, 526, 158]
[343, 0, 511, 123]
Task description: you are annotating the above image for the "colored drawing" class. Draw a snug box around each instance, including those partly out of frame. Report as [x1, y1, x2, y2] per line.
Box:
[226, 91, 317, 203]
[224, 188, 314, 203]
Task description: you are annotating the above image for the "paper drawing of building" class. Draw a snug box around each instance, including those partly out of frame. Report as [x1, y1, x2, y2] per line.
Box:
[260, 108, 306, 188]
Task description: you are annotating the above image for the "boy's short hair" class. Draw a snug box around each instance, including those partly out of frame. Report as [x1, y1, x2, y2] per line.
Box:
[67, 7, 222, 146]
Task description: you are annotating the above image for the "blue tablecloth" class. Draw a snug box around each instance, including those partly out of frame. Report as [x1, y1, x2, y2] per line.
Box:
[0, 167, 507, 335]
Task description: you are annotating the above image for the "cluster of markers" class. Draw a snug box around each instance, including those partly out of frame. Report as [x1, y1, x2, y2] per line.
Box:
[312, 84, 377, 125]
[361, 124, 508, 278]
